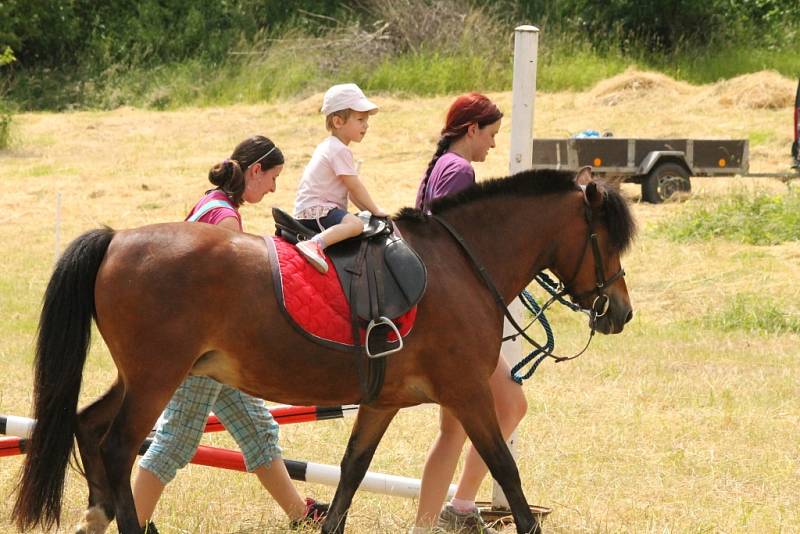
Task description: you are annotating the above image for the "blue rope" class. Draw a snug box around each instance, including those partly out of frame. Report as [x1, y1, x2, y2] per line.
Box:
[534, 272, 582, 312]
[510, 288, 554, 384]
[508, 273, 581, 384]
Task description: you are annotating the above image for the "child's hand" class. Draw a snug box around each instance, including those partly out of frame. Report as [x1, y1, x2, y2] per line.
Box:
[371, 207, 389, 218]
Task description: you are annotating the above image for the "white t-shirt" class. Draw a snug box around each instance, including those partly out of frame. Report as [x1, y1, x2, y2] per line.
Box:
[294, 136, 358, 218]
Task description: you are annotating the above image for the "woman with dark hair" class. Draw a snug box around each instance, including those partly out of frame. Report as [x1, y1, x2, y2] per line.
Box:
[411, 95, 527, 534]
[131, 136, 327, 534]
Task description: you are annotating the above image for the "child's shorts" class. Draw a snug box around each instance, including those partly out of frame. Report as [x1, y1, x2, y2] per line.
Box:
[298, 207, 349, 233]
[139, 375, 281, 484]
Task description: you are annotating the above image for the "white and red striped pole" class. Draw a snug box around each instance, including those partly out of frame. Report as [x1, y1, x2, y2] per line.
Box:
[0, 434, 456, 500]
[0, 405, 359, 439]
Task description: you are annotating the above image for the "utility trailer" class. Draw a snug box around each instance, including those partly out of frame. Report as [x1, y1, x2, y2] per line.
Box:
[531, 137, 749, 203]
[531, 79, 800, 204]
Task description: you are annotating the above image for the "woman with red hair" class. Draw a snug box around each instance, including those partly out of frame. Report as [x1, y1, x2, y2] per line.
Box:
[411, 93, 528, 534]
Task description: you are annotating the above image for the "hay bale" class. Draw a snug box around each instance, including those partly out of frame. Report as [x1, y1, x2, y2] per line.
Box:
[710, 70, 796, 109]
[586, 67, 696, 106]
[292, 92, 326, 116]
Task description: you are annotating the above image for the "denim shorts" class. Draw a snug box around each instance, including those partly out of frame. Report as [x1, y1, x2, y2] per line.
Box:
[139, 375, 281, 483]
[298, 207, 349, 233]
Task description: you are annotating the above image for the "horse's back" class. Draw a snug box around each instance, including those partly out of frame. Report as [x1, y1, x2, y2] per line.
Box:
[94, 223, 274, 355]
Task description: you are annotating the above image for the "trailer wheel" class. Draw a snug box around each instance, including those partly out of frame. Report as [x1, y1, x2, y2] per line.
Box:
[642, 163, 691, 203]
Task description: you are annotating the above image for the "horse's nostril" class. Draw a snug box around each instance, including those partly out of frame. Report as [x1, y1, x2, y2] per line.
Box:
[625, 310, 634, 323]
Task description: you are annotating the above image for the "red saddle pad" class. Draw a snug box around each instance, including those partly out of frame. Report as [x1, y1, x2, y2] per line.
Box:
[265, 236, 417, 350]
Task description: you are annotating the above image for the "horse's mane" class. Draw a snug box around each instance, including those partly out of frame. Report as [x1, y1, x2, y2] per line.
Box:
[396, 168, 636, 253]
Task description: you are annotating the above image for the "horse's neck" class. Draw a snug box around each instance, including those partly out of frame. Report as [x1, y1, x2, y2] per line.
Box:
[432, 193, 576, 304]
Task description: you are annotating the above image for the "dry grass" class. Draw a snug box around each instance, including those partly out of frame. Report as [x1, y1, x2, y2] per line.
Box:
[0, 71, 798, 533]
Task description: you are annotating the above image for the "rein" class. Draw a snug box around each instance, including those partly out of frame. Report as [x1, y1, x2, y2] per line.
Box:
[430, 193, 625, 379]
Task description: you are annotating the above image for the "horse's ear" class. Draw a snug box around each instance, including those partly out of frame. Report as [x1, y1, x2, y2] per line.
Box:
[574, 165, 593, 186]
[585, 181, 603, 209]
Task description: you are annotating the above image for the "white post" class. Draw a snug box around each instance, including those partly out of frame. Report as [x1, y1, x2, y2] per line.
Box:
[492, 24, 539, 510]
[509, 25, 539, 176]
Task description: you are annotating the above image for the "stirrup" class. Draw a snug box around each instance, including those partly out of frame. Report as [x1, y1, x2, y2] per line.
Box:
[365, 316, 403, 358]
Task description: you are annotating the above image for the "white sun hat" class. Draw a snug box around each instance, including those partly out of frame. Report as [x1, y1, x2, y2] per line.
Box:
[321, 83, 379, 115]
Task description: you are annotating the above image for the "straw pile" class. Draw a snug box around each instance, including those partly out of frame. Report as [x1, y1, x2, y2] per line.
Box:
[708, 70, 797, 109]
[586, 67, 698, 106]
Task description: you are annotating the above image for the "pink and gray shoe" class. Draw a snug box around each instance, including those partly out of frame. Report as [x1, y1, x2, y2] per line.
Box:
[296, 240, 329, 273]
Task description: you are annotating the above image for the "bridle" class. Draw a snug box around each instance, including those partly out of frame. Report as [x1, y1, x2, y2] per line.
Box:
[431, 186, 626, 363]
[559, 191, 626, 321]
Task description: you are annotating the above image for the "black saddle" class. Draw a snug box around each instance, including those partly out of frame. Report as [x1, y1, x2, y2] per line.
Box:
[273, 207, 426, 367]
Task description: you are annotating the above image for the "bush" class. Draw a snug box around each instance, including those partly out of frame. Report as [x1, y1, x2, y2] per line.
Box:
[0, 103, 11, 149]
[512, 0, 800, 51]
[0, 0, 348, 69]
[0, 46, 14, 149]
[2, 1, 799, 110]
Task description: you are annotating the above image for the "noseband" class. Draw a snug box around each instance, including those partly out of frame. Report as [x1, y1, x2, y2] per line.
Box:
[431, 187, 625, 363]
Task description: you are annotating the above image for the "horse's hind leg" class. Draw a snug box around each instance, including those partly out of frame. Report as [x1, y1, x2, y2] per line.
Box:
[74, 380, 125, 534]
[99, 382, 179, 534]
[447, 390, 540, 534]
[322, 405, 398, 534]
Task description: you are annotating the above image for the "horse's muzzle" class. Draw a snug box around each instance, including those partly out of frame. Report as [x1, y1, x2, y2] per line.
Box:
[590, 293, 633, 334]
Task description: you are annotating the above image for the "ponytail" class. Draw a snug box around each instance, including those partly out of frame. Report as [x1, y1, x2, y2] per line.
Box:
[208, 159, 246, 206]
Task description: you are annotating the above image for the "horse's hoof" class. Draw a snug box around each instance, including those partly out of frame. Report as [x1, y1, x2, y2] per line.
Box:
[75, 505, 111, 534]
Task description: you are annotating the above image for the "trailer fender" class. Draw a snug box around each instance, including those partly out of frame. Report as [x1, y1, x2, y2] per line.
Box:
[638, 151, 692, 176]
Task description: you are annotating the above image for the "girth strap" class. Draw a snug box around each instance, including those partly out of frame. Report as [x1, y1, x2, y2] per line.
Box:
[349, 240, 387, 405]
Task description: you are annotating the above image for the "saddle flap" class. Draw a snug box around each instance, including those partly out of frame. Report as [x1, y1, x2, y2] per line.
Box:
[384, 238, 427, 310]
[272, 207, 317, 244]
[332, 233, 426, 321]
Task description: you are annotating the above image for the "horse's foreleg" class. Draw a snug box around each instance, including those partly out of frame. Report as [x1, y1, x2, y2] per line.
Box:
[448, 391, 540, 534]
[74, 381, 125, 534]
[322, 405, 398, 534]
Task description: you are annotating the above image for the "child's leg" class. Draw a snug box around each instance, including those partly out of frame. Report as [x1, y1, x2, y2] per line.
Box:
[315, 212, 363, 248]
[296, 209, 362, 273]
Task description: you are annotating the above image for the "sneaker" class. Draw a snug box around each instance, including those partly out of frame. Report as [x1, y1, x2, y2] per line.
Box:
[296, 240, 329, 273]
[142, 521, 160, 534]
[289, 497, 329, 529]
[436, 504, 500, 534]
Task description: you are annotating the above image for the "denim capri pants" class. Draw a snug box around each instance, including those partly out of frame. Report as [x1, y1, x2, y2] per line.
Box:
[139, 375, 281, 484]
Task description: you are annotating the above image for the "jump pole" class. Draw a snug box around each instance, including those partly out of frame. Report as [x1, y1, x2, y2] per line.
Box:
[493, 24, 540, 510]
[0, 435, 457, 500]
[0, 405, 359, 440]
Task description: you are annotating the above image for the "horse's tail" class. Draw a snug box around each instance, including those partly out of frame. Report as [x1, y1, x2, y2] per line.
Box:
[12, 227, 115, 531]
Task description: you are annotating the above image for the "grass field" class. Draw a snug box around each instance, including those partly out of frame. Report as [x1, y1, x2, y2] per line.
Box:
[0, 70, 798, 533]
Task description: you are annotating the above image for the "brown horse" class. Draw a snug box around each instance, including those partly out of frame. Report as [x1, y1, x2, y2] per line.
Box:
[12, 169, 635, 534]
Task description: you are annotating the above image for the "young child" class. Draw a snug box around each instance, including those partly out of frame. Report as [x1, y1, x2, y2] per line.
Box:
[294, 83, 387, 273]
